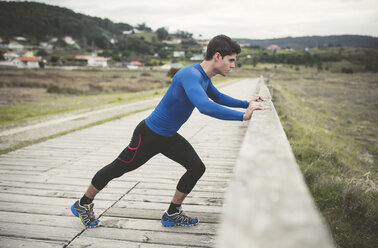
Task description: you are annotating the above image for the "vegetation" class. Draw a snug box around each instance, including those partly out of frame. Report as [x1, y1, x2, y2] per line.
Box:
[236, 35, 378, 50]
[270, 67, 377, 248]
[0, 1, 201, 63]
[238, 46, 378, 73]
[0, 68, 170, 126]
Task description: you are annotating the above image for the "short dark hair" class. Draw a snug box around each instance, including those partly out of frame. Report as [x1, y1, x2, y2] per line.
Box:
[205, 34, 241, 60]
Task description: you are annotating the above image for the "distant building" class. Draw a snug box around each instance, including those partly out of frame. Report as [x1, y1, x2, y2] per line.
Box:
[160, 63, 184, 70]
[190, 54, 204, 61]
[163, 39, 182, 45]
[75, 55, 108, 67]
[8, 41, 23, 51]
[15, 36, 26, 41]
[88, 56, 107, 67]
[127, 61, 143, 70]
[13, 56, 40, 68]
[22, 51, 35, 57]
[50, 37, 58, 43]
[3, 52, 19, 61]
[240, 43, 251, 47]
[267, 44, 280, 51]
[122, 30, 133, 35]
[64, 36, 75, 45]
[173, 51, 185, 57]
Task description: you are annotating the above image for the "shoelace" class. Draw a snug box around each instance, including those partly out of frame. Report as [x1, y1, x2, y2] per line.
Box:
[174, 210, 193, 223]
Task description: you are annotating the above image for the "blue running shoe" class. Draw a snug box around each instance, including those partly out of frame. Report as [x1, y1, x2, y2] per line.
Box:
[71, 200, 100, 228]
[161, 208, 199, 227]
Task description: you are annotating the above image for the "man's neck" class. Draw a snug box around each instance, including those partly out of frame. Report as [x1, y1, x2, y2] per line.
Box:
[200, 60, 217, 78]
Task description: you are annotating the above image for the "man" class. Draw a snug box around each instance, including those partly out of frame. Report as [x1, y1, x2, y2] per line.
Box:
[71, 34, 267, 227]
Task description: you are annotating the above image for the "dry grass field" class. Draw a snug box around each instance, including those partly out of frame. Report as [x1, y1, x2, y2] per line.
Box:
[0, 67, 251, 129]
[269, 65, 377, 248]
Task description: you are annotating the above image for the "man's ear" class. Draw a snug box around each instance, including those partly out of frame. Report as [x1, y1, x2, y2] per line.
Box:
[213, 52, 222, 61]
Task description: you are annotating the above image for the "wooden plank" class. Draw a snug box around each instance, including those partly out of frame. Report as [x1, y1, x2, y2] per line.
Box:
[0, 186, 128, 201]
[81, 226, 214, 247]
[0, 211, 217, 235]
[121, 194, 223, 206]
[100, 216, 218, 235]
[112, 201, 223, 214]
[0, 222, 80, 242]
[0, 173, 228, 188]
[0, 201, 105, 216]
[136, 181, 227, 192]
[0, 237, 65, 248]
[0, 180, 137, 194]
[68, 236, 186, 248]
[0, 211, 81, 229]
[128, 189, 225, 198]
[0, 192, 114, 210]
[103, 207, 220, 224]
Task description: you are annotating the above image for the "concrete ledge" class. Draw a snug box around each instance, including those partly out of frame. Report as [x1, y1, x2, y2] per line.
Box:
[217, 77, 335, 248]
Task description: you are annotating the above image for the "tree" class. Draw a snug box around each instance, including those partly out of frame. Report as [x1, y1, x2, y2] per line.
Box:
[156, 27, 169, 41]
[37, 48, 47, 56]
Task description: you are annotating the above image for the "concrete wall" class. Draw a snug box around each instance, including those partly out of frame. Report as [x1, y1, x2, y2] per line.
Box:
[216, 77, 335, 248]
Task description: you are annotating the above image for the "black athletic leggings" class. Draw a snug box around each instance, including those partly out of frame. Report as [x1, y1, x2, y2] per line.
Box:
[91, 120, 206, 194]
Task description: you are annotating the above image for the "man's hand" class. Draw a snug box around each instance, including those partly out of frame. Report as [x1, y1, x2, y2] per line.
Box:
[250, 94, 266, 102]
[243, 101, 269, 121]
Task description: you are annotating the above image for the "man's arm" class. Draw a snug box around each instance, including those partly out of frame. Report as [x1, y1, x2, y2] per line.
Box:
[182, 77, 245, 121]
[206, 82, 249, 108]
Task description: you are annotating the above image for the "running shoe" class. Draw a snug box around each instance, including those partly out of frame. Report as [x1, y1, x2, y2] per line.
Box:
[161, 208, 199, 227]
[71, 200, 100, 227]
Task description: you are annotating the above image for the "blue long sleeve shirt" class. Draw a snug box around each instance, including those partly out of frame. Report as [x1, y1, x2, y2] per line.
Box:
[145, 63, 249, 136]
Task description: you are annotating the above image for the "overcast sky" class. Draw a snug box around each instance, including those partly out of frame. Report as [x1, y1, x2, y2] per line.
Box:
[20, 0, 378, 39]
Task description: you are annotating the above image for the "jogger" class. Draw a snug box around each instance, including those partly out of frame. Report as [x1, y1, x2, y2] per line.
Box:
[71, 34, 268, 228]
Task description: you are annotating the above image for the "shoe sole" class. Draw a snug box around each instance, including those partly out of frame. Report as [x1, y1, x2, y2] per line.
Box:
[161, 219, 200, 227]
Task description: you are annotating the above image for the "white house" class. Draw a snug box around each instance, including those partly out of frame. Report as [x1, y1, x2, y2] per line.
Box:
[8, 41, 24, 51]
[88, 57, 108, 67]
[160, 63, 184, 70]
[75, 55, 108, 67]
[173, 51, 185, 57]
[126, 61, 142, 70]
[190, 54, 204, 61]
[13, 56, 40, 68]
[3, 52, 19, 61]
[163, 39, 182, 45]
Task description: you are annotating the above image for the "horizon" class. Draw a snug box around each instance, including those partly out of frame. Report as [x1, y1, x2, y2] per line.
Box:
[4, 0, 377, 40]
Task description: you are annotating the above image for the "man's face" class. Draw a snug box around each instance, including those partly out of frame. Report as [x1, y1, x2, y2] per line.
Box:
[216, 53, 237, 76]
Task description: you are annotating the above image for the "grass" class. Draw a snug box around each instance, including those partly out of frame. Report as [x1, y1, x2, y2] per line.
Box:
[0, 68, 171, 127]
[271, 69, 377, 248]
[0, 107, 153, 154]
[0, 67, 254, 127]
[0, 88, 167, 127]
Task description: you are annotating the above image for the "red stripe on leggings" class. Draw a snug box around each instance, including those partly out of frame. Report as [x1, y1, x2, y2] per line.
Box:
[117, 134, 141, 163]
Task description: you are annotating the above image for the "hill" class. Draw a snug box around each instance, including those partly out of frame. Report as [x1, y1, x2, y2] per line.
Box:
[235, 35, 378, 49]
[0, 1, 133, 47]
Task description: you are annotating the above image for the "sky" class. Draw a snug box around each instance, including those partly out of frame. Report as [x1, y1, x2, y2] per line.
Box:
[15, 0, 378, 39]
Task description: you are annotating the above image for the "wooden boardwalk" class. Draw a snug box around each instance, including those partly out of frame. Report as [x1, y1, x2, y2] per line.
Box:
[0, 79, 258, 248]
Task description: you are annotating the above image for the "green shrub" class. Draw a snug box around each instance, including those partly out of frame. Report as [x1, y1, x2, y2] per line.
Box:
[167, 68, 179, 78]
